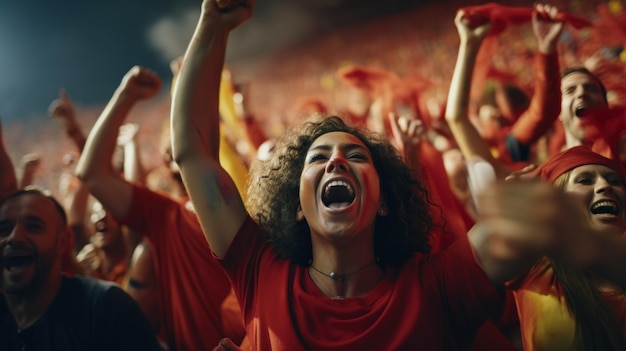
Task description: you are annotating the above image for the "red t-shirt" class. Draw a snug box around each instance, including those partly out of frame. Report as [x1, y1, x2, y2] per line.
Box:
[221, 216, 501, 350]
[118, 184, 246, 350]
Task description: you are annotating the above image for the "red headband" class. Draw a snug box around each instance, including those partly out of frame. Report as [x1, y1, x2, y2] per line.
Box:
[531, 146, 624, 183]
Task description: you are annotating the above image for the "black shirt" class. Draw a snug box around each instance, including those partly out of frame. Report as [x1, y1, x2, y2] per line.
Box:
[0, 275, 159, 351]
[505, 133, 531, 163]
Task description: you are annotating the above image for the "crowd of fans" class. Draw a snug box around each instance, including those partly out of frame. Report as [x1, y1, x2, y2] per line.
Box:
[2, 0, 626, 350]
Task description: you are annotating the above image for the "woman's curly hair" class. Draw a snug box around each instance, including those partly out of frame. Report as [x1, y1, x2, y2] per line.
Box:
[246, 116, 434, 267]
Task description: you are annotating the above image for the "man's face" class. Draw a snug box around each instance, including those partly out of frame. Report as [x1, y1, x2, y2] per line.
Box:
[0, 193, 66, 294]
[560, 72, 608, 142]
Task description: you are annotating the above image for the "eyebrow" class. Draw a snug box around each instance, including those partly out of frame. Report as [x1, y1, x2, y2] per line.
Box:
[308, 143, 369, 153]
[24, 215, 46, 227]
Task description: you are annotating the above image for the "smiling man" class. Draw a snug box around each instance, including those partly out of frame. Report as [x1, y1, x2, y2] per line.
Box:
[0, 187, 159, 351]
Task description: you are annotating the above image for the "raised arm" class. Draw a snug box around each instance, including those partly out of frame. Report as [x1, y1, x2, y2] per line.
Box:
[0, 116, 17, 200]
[49, 89, 87, 151]
[49, 91, 93, 251]
[117, 123, 146, 184]
[170, 0, 252, 258]
[388, 113, 426, 175]
[76, 66, 162, 219]
[445, 11, 511, 180]
[508, 3, 564, 150]
[18, 152, 41, 189]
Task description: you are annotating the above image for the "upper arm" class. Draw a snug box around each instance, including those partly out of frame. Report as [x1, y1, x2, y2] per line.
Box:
[0, 145, 17, 200]
[125, 241, 161, 331]
[79, 172, 134, 220]
[177, 153, 247, 258]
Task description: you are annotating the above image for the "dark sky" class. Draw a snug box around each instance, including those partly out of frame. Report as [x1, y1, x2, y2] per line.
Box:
[0, 0, 425, 122]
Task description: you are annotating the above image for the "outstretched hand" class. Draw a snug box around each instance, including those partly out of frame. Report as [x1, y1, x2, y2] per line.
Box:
[388, 112, 425, 154]
[476, 180, 599, 268]
[118, 66, 163, 101]
[49, 89, 79, 131]
[532, 3, 565, 54]
[504, 163, 537, 181]
[455, 9, 492, 43]
[201, 0, 255, 31]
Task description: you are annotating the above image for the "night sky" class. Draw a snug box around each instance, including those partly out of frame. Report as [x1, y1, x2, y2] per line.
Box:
[0, 0, 424, 122]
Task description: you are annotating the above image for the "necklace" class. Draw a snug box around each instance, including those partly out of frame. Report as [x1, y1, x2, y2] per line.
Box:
[309, 260, 378, 282]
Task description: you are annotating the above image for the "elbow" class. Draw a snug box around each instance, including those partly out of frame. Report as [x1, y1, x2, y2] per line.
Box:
[170, 131, 212, 168]
[170, 142, 188, 169]
[444, 113, 462, 126]
[74, 160, 90, 183]
[74, 157, 107, 188]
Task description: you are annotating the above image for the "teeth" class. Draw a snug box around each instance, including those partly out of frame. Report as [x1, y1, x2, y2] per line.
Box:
[322, 180, 356, 208]
[592, 200, 616, 210]
[325, 180, 354, 197]
[591, 200, 619, 216]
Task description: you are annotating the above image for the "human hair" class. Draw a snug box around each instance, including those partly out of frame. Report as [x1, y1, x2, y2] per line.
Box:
[551, 172, 625, 350]
[0, 186, 68, 228]
[561, 67, 608, 104]
[246, 115, 434, 267]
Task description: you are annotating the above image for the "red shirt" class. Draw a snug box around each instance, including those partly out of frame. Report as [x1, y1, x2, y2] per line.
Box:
[119, 184, 246, 350]
[221, 216, 501, 350]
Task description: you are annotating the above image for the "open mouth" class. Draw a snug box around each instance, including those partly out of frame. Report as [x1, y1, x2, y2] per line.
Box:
[3, 255, 35, 272]
[322, 180, 355, 209]
[575, 106, 588, 117]
[590, 200, 619, 217]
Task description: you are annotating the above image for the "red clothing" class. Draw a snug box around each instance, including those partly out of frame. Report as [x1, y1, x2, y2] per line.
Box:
[498, 52, 561, 168]
[416, 141, 473, 253]
[221, 216, 501, 350]
[509, 52, 561, 147]
[118, 184, 246, 350]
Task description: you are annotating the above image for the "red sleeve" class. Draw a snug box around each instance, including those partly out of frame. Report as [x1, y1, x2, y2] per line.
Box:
[219, 216, 269, 314]
[510, 52, 561, 144]
[116, 183, 184, 239]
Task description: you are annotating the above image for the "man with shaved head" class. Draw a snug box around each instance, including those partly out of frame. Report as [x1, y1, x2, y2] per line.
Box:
[0, 187, 159, 350]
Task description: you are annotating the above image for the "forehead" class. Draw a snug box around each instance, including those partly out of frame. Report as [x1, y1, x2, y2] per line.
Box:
[309, 131, 369, 151]
[561, 72, 600, 88]
[0, 194, 59, 223]
[570, 164, 620, 176]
